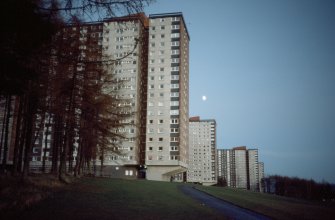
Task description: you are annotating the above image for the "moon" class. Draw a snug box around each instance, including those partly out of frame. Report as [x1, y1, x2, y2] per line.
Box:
[202, 95, 207, 101]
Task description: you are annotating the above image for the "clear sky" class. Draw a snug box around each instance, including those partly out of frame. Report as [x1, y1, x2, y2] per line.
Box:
[145, 0, 335, 183]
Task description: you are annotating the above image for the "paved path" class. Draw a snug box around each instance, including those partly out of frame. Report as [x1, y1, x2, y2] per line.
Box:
[179, 185, 271, 220]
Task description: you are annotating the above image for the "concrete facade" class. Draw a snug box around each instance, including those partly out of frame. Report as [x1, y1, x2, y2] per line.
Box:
[217, 147, 264, 191]
[188, 117, 217, 185]
[145, 13, 190, 181]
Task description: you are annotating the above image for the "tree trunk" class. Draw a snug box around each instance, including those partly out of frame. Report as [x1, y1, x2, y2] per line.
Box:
[12, 96, 23, 176]
[0, 95, 8, 164]
[1, 95, 12, 173]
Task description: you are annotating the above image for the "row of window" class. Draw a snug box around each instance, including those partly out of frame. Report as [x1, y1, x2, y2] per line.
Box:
[150, 33, 180, 39]
[147, 110, 179, 116]
[148, 84, 179, 89]
[147, 128, 179, 133]
[148, 101, 180, 107]
[148, 92, 179, 98]
[147, 155, 179, 161]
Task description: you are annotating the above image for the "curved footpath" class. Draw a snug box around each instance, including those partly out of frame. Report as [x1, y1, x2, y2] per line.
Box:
[179, 185, 271, 220]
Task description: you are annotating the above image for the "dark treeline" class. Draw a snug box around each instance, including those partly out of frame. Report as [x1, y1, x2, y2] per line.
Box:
[0, 0, 152, 181]
[267, 175, 335, 201]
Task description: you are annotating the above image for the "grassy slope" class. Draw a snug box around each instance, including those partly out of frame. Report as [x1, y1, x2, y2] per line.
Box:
[195, 185, 335, 220]
[3, 177, 223, 220]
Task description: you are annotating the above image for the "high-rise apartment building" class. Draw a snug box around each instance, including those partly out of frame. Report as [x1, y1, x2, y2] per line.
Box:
[0, 12, 189, 181]
[188, 117, 217, 185]
[145, 13, 190, 181]
[247, 149, 259, 191]
[258, 162, 265, 192]
[217, 146, 264, 191]
[88, 13, 150, 177]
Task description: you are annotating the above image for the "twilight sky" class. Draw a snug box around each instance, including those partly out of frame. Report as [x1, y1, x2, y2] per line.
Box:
[145, 0, 335, 183]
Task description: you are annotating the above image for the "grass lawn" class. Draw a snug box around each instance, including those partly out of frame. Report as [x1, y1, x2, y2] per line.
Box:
[194, 185, 335, 220]
[2, 177, 223, 220]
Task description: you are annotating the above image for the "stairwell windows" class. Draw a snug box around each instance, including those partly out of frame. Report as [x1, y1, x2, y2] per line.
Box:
[171, 33, 180, 38]
[170, 84, 179, 89]
[171, 17, 180, 22]
[171, 58, 179, 63]
[170, 146, 178, 151]
[170, 101, 179, 106]
[170, 92, 179, 97]
[170, 110, 179, 115]
[171, 49, 179, 55]
[170, 155, 178, 160]
[171, 41, 180, 46]
[171, 75, 179, 80]
[171, 66, 179, 71]
[171, 128, 179, 133]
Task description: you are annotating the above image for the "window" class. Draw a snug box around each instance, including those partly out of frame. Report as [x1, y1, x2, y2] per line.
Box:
[149, 120, 153, 124]
[160, 67, 164, 72]
[160, 18, 165, 22]
[149, 93, 154, 98]
[171, 17, 180, 21]
[170, 101, 179, 106]
[160, 42, 165, 47]
[149, 84, 154, 89]
[150, 68, 155, 72]
[171, 33, 180, 38]
[150, 59, 155, 64]
[149, 138, 153, 142]
[159, 84, 164, 89]
[150, 34, 155, 39]
[151, 26, 155, 31]
[159, 119, 164, 124]
[150, 43, 155, 47]
[170, 137, 179, 142]
[148, 102, 154, 106]
[170, 146, 178, 151]
[170, 110, 179, 115]
[171, 41, 180, 46]
[171, 75, 179, 80]
[159, 75, 164, 80]
[158, 156, 163, 160]
[171, 25, 180, 30]
[148, 128, 154, 133]
[170, 84, 179, 89]
[159, 59, 164, 63]
[171, 128, 179, 133]
[150, 76, 154, 80]
[158, 102, 164, 106]
[172, 58, 179, 63]
[158, 128, 164, 133]
[158, 137, 163, 142]
[129, 128, 135, 134]
[172, 49, 179, 55]
[170, 92, 179, 97]
[158, 146, 163, 151]
[158, 111, 164, 115]
[172, 66, 179, 71]
[161, 34, 165, 38]
[160, 25, 165, 30]
[159, 93, 164, 97]
[170, 155, 178, 160]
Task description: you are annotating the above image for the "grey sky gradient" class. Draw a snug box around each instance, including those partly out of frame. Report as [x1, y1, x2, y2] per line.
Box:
[145, 0, 335, 183]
